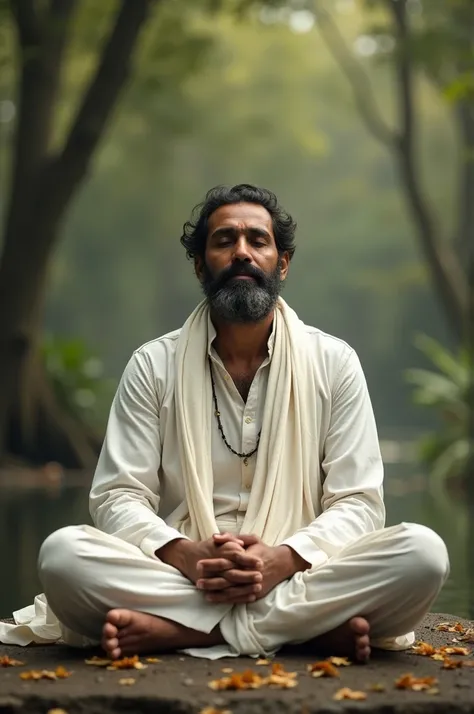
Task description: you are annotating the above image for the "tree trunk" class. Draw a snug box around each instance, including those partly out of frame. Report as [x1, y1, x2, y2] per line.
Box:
[0, 0, 155, 467]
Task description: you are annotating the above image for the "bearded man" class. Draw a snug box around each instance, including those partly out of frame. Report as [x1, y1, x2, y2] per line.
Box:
[0, 184, 449, 663]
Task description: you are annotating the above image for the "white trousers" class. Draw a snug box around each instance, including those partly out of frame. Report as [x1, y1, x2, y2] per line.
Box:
[30, 521, 449, 659]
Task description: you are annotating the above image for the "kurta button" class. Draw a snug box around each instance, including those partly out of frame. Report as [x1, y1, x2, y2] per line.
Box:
[245, 416, 252, 424]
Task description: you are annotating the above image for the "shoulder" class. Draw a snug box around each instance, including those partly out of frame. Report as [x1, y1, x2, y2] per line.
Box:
[301, 323, 354, 370]
[120, 328, 182, 391]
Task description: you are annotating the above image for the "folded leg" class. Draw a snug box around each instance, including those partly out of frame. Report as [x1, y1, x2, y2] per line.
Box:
[219, 522, 450, 656]
[37, 525, 231, 646]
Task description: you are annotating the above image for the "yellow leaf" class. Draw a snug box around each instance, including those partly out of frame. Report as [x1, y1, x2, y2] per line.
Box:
[0, 656, 25, 667]
[199, 708, 232, 714]
[333, 687, 367, 701]
[84, 657, 111, 667]
[119, 677, 136, 686]
[328, 656, 351, 666]
[221, 668, 233, 673]
[145, 657, 162, 663]
[256, 658, 270, 665]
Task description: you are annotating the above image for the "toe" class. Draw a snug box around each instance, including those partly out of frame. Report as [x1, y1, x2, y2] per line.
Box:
[350, 616, 370, 635]
[103, 622, 118, 638]
[106, 608, 133, 629]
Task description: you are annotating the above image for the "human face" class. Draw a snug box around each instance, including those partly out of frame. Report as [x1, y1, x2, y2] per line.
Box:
[196, 203, 289, 323]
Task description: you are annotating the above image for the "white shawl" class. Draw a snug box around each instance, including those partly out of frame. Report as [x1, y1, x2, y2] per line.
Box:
[174, 297, 319, 546]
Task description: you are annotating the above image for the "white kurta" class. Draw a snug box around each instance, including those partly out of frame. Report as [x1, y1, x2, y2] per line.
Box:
[0, 317, 450, 656]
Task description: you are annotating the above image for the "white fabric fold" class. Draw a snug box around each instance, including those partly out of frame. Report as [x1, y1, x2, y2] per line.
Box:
[174, 297, 318, 544]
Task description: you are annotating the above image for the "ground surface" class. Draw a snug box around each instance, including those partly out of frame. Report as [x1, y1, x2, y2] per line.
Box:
[1, 613, 473, 713]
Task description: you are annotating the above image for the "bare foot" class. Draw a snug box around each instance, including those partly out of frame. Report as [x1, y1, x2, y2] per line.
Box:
[101, 609, 224, 659]
[309, 616, 371, 663]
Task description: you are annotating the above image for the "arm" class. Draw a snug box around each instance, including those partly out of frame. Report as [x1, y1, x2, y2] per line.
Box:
[280, 348, 385, 567]
[89, 348, 188, 557]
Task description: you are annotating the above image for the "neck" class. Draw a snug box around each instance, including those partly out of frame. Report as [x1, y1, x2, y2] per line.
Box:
[211, 310, 274, 364]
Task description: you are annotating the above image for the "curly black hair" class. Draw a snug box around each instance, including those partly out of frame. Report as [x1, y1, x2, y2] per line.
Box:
[180, 184, 296, 261]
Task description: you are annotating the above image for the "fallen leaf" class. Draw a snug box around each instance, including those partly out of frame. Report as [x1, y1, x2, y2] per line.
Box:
[106, 655, 147, 670]
[47, 710, 69, 714]
[307, 660, 339, 678]
[145, 657, 162, 663]
[462, 660, 474, 667]
[328, 656, 351, 666]
[119, 677, 136, 686]
[199, 708, 232, 714]
[256, 658, 270, 665]
[442, 658, 465, 669]
[435, 622, 466, 633]
[20, 670, 57, 681]
[460, 628, 474, 643]
[440, 646, 471, 656]
[411, 641, 436, 656]
[0, 655, 25, 667]
[55, 666, 72, 679]
[333, 687, 367, 701]
[221, 668, 233, 674]
[430, 654, 445, 661]
[395, 674, 438, 692]
[208, 665, 297, 691]
[84, 656, 112, 667]
[368, 683, 386, 692]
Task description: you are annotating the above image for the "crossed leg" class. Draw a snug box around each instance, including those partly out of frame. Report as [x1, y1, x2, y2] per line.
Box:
[38, 522, 449, 662]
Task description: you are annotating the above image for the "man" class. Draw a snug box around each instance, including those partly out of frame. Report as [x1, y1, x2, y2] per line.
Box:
[0, 184, 449, 662]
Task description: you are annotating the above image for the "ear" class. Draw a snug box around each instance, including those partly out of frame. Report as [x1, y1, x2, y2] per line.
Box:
[194, 255, 204, 282]
[279, 252, 290, 281]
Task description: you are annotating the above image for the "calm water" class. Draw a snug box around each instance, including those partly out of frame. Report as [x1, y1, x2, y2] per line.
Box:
[0, 462, 472, 620]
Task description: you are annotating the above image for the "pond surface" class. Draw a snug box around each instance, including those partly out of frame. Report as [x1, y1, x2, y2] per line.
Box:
[0, 461, 472, 621]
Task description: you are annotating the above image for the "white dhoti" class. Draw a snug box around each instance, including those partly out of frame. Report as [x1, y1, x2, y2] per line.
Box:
[0, 520, 449, 659]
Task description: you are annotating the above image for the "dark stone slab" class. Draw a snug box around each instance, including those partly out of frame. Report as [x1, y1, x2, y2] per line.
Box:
[1, 613, 473, 713]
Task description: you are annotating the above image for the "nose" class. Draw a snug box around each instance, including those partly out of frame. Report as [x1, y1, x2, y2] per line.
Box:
[233, 236, 252, 262]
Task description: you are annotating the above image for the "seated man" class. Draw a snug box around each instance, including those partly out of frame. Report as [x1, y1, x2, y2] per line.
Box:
[0, 183, 449, 662]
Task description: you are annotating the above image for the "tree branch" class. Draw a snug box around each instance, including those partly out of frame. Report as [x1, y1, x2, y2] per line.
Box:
[313, 2, 396, 148]
[388, 0, 468, 340]
[51, 0, 156, 215]
[9, 0, 40, 46]
[454, 101, 474, 265]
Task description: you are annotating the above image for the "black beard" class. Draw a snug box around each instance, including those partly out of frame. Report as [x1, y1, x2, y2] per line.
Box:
[201, 258, 283, 323]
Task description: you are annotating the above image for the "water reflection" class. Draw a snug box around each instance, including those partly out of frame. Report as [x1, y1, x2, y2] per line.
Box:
[0, 465, 471, 619]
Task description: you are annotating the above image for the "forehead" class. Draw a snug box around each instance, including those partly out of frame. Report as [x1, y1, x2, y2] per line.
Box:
[207, 203, 273, 233]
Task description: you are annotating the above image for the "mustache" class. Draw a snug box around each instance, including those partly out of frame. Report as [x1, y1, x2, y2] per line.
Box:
[216, 262, 266, 286]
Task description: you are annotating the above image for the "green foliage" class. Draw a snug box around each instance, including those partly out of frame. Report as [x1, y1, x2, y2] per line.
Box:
[41, 336, 116, 430]
[405, 334, 470, 496]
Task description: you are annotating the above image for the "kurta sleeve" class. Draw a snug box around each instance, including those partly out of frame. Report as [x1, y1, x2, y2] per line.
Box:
[280, 348, 385, 566]
[89, 348, 188, 557]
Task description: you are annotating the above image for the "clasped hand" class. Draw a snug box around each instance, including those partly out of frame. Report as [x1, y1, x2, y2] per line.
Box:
[195, 533, 291, 605]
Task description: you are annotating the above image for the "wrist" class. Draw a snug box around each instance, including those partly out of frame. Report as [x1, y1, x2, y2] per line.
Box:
[276, 545, 310, 579]
[156, 538, 194, 572]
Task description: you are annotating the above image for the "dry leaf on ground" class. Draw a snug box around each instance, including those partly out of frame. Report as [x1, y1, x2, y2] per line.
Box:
[368, 683, 386, 692]
[47, 709, 69, 714]
[328, 656, 351, 666]
[435, 622, 466, 633]
[19, 666, 71, 681]
[209, 664, 297, 691]
[221, 668, 233, 674]
[256, 658, 270, 665]
[439, 646, 471, 656]
[395, 674, 438, 692]
[411, 642, 436, 656]
[199, 708, 232, 714]
[0, 655, 25, 667]
[106, 655, 147, 670]
[333, 687, 367, 701]
[145, 657, 162, 663]
[307, 660, 339, 678]
[84, 656, 112, 667]
[460, 629, 474, 643]
[119, 677, 136, 686]
[442, 658, 467, 669]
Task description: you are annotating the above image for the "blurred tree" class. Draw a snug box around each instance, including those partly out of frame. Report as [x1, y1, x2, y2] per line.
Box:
[0, 0, 255, 468]
[313, 0, 471, 342]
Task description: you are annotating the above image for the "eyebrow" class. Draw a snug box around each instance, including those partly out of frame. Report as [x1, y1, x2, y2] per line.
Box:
[210, 226, 271, 240]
